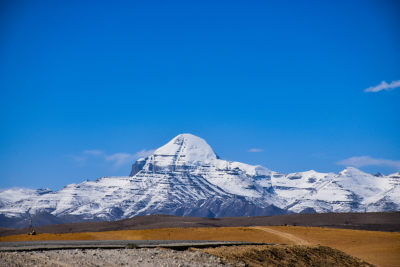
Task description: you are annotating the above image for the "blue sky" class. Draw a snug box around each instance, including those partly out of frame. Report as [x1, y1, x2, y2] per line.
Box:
[1, 0, 399, 190]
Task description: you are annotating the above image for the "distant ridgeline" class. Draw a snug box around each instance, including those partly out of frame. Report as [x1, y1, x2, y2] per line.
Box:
[1, 134, 399, 228]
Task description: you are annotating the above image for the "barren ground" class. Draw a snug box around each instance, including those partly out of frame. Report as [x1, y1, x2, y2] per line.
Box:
[2, 226, 399, 266]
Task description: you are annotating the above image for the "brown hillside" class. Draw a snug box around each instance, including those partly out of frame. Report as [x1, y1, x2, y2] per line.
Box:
[201, 245, 373, 267]
[1, 212, 399, 237]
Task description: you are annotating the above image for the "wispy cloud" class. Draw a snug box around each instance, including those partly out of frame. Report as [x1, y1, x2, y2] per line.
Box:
[337, 156, 400, 170]
[83, 149, 104, 156]
[69, 149, 155, 168]
[311, 152, 326, 159]
[67, 155, 87, 163]
[248, 148, 263, 153]
[364, 80, 400, 93]
[105, 153, 137, 167]
[135, 149, 156, 158]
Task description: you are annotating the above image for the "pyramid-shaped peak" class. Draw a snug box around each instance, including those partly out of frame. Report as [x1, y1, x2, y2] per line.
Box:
[339, 166, 370, 176]
[153, 133, 217, 163]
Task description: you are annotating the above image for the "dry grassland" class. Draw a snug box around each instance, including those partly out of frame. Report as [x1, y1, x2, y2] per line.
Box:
[0, 227, 289, 244]
[1, 226, 399, 267]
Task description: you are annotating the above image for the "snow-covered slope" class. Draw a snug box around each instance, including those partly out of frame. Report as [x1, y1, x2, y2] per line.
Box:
[281, 167, 398, 213]
[1, 133, 399, 228]
[131, 134, 277, 201]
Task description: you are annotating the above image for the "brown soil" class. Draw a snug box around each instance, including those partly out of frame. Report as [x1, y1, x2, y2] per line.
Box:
[265, 226, 400, 267]
[201, 245, 373, 267]
[0, 227, 289, 244]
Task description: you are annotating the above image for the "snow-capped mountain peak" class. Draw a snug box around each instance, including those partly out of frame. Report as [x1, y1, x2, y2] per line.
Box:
[339, 166, 369, 176]
[152, 133, 217, 166]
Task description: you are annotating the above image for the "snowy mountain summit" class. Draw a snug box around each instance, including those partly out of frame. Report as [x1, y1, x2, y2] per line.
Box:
[152, 133, 218, 164]
[130, 134, 219, 175]
[1, 133, 399, 228]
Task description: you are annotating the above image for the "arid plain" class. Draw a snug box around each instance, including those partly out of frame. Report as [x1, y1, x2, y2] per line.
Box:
[2, 225, 399, 267]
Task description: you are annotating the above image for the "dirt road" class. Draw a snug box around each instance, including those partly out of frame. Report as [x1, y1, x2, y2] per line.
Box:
[251, 226, 310, 245]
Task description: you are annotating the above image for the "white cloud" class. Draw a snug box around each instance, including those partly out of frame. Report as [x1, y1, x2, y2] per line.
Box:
[311, 152, 326, 158]
[135, 149, 156, 158]
[364, 80, 400, 93]
[69, 149, 155, 168]
[105, 153, 137, 167]
[83, 149, 104, 156]
[337, 156, 400, 170]
[67, 155, 87, 163]
[248, 148, 263, 153]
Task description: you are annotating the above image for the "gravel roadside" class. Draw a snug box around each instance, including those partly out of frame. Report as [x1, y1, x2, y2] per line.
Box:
[0, 248, 240, 267]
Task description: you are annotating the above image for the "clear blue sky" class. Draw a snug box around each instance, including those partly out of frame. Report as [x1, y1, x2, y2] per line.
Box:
[1, 0, 399, 190]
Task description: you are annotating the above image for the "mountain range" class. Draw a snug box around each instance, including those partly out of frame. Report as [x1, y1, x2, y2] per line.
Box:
[1, 133, 399, 228]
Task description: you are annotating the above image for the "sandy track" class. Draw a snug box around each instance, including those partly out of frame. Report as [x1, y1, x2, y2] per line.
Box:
[251, 226, 310, 245]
